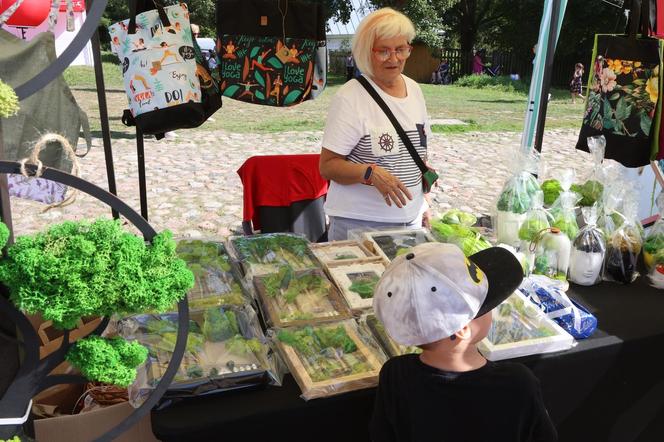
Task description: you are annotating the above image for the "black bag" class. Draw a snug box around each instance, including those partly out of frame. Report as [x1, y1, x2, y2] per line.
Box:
[575, 0, 662, 167]
[216, 0, 326, 106]
[355, 77, 439, 193]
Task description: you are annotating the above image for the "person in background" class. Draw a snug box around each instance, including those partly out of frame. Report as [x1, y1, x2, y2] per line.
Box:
[346, 54, 356, 81]
[370, 242, 558, 442]
[431, 59, 450, 84]
[319, 8, 434, 241]
[472, 49, 485, 75]
[191, 23, 200, 38]
[570, 63, 584, 104]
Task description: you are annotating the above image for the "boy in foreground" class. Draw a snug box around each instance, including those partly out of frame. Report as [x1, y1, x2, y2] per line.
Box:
[370, 242, 557, 441]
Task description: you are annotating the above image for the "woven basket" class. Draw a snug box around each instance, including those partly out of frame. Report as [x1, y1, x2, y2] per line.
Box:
[84, 382, 128, 406]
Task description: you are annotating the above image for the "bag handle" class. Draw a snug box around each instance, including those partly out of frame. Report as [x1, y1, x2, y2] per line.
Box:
[128, 0, 170, 34]
[628, 0, 651, 39]
[355, 76, 428, 175]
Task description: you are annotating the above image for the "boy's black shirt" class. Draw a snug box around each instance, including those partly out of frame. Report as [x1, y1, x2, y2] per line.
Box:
[370, 354, 558, 442]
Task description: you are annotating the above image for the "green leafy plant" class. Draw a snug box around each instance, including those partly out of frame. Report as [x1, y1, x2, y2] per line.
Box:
[0, 219, 194, 330]
[552, 216, 579, 241]
[232, 234, 315, 270]
[430, 218, 491, 256]
[349, 274, 380, 299]
[225, 335, 263, 356]
[440, 209, 477, 226]
[644, 233, 664, 254]
[203, 308, 239, 342]
[541, 180, 562, 206]
[570, 180, 604, 207]
[518, 218, 549, 242]
[66, 336, 148, 387]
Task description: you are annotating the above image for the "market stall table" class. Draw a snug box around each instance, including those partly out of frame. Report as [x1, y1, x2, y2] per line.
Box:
[237, 154, 328, 242]
[151, 276, 664, 442]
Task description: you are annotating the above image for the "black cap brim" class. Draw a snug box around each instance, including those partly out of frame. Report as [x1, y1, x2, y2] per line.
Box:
[469, 247, 524, 318]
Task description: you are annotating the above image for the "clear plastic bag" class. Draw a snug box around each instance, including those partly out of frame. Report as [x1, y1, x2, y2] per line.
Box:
[646, 192, 664, 288]
[121, 305, 284, 408]
[571, 136, 606, 208]
[227, 233, 320, 280]
[569, 205, 606, 286]
[531, 227, 571, 283]
[430, 209, 491, 257]
[361, 313, 421, 358]
[603, 199, 642, 284]
[550, 169, 581, 241]
[176, 239, 252, 309]
[272, 320, 387, 400]
[352, 227, 436, 262]
[494, 151, 541, 247]
[252, 267, 352, 327]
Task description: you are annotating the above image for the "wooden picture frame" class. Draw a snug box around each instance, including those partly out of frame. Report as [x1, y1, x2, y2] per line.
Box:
[309, 240, 375, 266]
[276, 321, 384, 400]
[253, 268, 351, 328]
[364, 314, 420, 358]
[327, 258, 387, 312]
[362, 228, 436, 262]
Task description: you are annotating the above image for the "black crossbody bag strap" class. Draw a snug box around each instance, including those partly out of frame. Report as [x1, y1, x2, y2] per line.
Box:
[355, 76, 428, 174]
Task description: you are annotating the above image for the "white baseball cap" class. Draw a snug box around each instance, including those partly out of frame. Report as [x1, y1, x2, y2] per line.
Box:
[373, 242, 523, 346]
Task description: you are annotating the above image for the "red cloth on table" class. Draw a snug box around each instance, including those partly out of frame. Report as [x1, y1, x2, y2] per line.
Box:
[237, 154, 328, 231]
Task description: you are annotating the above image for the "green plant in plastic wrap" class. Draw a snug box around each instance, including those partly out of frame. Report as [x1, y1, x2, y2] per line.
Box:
[66, 336, 148, 387]
[571, 180, 604, 207]
[440, 209, 477, 226]
[541, 179, 562, 206]
[518, 191, 550, 242]
[431, 214, 491, 257]
[551, 190, 580, 241]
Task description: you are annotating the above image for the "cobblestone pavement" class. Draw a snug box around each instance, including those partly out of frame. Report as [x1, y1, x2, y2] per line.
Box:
[9, 128, 590, 238]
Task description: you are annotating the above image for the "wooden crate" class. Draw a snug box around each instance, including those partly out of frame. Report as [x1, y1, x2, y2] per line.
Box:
[327, 257, 388, 312]
[362, 228, 436, 262]
[309, 240, 376, 266]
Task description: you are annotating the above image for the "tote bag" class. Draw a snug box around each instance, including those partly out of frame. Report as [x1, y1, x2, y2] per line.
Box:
[109, 1, 216, 135]
[216, 0, 326, 107]
[576, 0, 662, 167]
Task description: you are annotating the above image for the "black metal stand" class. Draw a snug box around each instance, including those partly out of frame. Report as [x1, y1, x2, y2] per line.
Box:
[90, 28, 119, 219]
[533, 0, 563, 153]
[136, 127, 149, 221]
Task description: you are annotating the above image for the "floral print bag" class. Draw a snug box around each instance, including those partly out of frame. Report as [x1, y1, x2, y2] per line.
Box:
[576, 26, 663, 168]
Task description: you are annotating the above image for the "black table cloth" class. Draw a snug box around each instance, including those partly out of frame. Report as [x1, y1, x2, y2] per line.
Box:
[152, 277, 664, 442]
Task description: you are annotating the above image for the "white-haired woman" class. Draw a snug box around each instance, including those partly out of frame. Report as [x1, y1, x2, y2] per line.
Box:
[319, 8, 433, 241]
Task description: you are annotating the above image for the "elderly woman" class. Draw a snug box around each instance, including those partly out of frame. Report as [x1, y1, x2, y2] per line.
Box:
[319, 8, 433, 241]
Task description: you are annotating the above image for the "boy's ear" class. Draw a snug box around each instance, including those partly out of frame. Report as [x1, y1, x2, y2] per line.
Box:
[455, 325, 472, 341]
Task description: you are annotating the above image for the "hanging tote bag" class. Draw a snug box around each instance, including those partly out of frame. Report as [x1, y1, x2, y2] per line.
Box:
[216, 0, 326, 107]
[576, 0, 662, 168]
[109, 1, 214, 135]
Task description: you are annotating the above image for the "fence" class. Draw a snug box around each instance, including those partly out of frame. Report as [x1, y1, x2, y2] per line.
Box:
[329, 48, 580, 87]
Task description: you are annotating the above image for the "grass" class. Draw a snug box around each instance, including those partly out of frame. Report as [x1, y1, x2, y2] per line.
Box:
[64, 56, 585, 137]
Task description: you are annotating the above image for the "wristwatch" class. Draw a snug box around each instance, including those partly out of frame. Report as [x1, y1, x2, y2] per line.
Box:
[363, 164, 376, 185]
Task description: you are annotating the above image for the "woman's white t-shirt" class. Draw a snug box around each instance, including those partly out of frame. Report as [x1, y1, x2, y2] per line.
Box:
[322, 74, 430, 223]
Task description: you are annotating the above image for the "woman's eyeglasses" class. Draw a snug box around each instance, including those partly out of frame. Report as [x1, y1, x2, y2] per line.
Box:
[371, 45, 412, 61]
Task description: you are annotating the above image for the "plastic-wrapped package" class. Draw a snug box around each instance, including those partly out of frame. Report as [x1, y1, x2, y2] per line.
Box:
[541, 179, 562, 207]
[359, 228, 436, 262]
[603, 199, 642, 284]
[176, 239, 250, 309]
[518, 191, 550, 271]
[327, 257, 388, 312]
[519, 275, 597, 339]
[273, 320, 387, 400]
[253, 267, 352, 327]
[477, 291, 574, 361]
[644, 191, 664, 288]
[362, 314, 420, 358]
[550, 169, 580, 241]
[496, 243, 529, 275]
[228, 233, 320, 279]
[571, 136, 606, 208]
[569, 206, 605, 286]
[430, 210, 491, 257]
[531, 227, 571, 283]
[309, 240, 376, 266]
[494, 152, 541, 247]
[120, 305, 283, 408]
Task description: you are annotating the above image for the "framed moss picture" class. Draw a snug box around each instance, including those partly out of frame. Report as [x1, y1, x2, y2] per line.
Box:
[364, 314, 421, 358]
[477, 292, 574, 361]
[228, 233, 320, 279]
[275, 320, 386, 400]
[327, 258, 387, 311]
[253, 268, 351, 328]
[309, 240, 375, 266]
[362, 228, 436, 262]
[176, 239, 249, 309]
